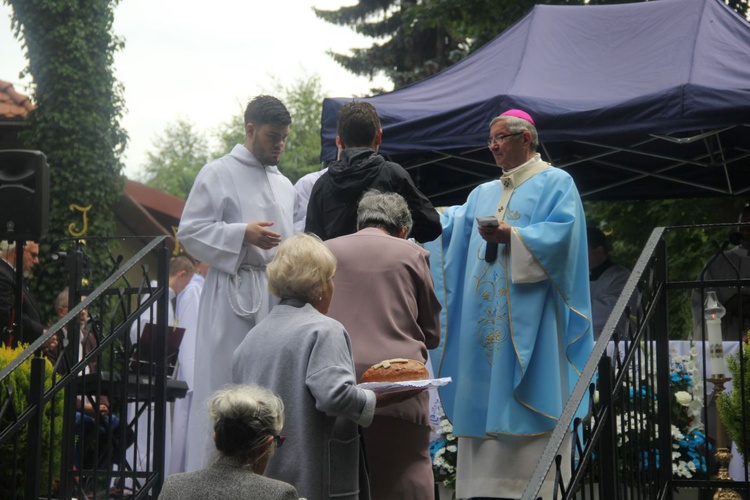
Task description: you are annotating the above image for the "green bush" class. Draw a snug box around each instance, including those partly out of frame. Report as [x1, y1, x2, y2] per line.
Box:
[718, 339, 750, 458]
[0, 345, 64, 499]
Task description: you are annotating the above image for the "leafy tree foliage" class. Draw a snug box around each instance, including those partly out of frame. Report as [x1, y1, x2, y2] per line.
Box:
[314, 0, 465, 89]
[273, 74, 325, 184]
[141, 118, 209, 199]
[146, 74, 325, 198]
[4, 0, 127, 321]
[585, 197, 747, 339]
[212, 76, 325, 183]
[319, 0, 749, 91]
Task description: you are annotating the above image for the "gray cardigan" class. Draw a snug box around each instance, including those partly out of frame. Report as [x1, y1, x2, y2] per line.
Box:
[232, 300, 376, 500]
[158, 455, 298, 500]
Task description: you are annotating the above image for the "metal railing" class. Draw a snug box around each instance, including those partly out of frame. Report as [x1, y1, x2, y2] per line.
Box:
[0, 236, 175, 499]
[523, 224, 750, 499]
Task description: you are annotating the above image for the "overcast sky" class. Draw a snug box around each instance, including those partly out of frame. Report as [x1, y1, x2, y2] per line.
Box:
[0, 0, 391, 179]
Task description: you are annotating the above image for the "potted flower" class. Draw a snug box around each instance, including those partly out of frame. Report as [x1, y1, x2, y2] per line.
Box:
[613, 346, 709, 481]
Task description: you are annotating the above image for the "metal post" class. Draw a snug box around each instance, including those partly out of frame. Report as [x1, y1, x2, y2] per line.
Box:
[152, 241, 169, 496]
[655, 238, 673, 499]
[58, 246, 83, 499]
[24, 356, 45, 500]
[12, 239, 25, 344]
[597, 355, 618, 497]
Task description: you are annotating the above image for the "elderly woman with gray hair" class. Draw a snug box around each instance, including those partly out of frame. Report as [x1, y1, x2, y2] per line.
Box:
[325, 190, 441, 500]
[158, 385, 298, 500]
[232, 232, 417, 500]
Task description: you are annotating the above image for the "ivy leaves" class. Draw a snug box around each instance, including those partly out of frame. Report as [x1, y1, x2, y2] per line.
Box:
[5, 0, 126, 320]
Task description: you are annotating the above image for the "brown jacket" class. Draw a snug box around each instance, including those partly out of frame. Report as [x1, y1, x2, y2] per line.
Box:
[326, 227, 441, 425]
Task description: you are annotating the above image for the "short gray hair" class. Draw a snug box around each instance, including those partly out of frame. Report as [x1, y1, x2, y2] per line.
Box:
[356, 190, 413, 237]
[267, 233, 337, 303]
[489, 115, 539, 151]
[55, 287, 70, 310]
[209, 384, 285, 467]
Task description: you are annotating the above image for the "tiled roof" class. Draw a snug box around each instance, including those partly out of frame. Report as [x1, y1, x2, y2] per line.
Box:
[0, 80, 33, 120]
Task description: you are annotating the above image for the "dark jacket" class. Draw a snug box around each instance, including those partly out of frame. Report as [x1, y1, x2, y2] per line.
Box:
[305, 147, 441, 243]
[0, 258, 44, 347]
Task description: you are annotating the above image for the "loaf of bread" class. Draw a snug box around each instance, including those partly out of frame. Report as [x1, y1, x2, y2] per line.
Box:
[359, 358, 428, 383]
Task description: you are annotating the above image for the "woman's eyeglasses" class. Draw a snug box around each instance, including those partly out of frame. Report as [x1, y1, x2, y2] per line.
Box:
[273, 435, 286, 448]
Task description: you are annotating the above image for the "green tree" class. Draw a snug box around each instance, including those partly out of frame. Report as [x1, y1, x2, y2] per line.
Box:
[141, 118, 209, 199]
[212, 107, 244, 160]
[314, 0, 465, 89]
[319, 0, 748, 91]
[210, 75, 325, 184]
[4, 0, 127, 321]
[273, 74, 325, 184]
[585, 197, 747, 339]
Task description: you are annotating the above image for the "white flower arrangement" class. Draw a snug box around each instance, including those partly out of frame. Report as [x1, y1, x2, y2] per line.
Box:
[612, 345, 708, 479]
[430, 407, 457, 490]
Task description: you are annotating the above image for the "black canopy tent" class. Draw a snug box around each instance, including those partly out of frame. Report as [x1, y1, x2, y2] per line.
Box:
[320, 0, 750, 205]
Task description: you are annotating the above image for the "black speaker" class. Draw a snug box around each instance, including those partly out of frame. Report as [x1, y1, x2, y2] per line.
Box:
[0, 150, 49, 240]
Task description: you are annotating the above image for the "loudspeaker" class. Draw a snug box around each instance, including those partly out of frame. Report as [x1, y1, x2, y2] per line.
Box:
[0, 150, 49, 240]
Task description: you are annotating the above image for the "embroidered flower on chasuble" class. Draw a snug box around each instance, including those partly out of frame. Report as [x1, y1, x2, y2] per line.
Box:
[474, 265, 510, 366]
[506, 210, 521, 221]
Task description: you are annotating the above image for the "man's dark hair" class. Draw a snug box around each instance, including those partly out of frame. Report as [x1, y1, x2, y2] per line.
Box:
[244, 95, 291, 127]
[587, 226, 610, 254]
[337, 101, 381, 148]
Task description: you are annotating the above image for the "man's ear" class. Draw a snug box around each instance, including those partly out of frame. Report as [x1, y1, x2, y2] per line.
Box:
[335, 135, 344, 151]
[375, 129, 383, 147]
[245, 122, 255, 140]
[522, 130, 533, 148]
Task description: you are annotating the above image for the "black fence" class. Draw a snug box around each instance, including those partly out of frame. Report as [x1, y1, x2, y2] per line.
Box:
[0, 236, 182, 499]
[523, 224, 750, 500]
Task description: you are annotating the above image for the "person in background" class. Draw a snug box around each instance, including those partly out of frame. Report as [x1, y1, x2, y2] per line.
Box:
[425, 109, 593, 499]
[0, 240, 45, 347]
[127, 256, 194, 478]
[47, 287, 122, 469]
[232, 233, 419, 500]
[293, 166, 328, 232]
[325, 190, 441, 500]
[177, 95, 296, 472]
[305, 101, 441, 243]
[170, 259, 209, 474]
[588, 226, 631, 341]
[159, 385, 298, 500]
[691, 203, 750, 342]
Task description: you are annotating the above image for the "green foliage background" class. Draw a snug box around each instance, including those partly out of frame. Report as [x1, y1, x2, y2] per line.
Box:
[0, 345, 64, 498]
[585, 198, 748, 339]
[4, 0, 127, 322]
[141, 75, 324, 198]
[718, 340, 750, 457]
[318, 0, 750, 90]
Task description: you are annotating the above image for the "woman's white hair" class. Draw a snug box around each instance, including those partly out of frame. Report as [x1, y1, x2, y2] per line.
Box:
[267, 233, 336, 304]
[209, 384, 285, 467]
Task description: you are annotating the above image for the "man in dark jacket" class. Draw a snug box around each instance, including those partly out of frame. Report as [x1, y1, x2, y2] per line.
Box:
[305, 101, 441, 243]
[0, 240, 45, 347]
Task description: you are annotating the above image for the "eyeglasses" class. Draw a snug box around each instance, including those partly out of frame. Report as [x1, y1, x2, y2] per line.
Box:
[273, 435, 285, 448]
[487, 132, 523, 147]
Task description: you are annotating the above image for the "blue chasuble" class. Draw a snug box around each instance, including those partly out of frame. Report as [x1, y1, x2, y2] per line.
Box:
[426, 160, 593, 438]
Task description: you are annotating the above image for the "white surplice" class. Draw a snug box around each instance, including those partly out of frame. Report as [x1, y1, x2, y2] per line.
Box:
[292, 167, 327, 232]
[169, 272, 204, 474]
[176, 144, 295, 472]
